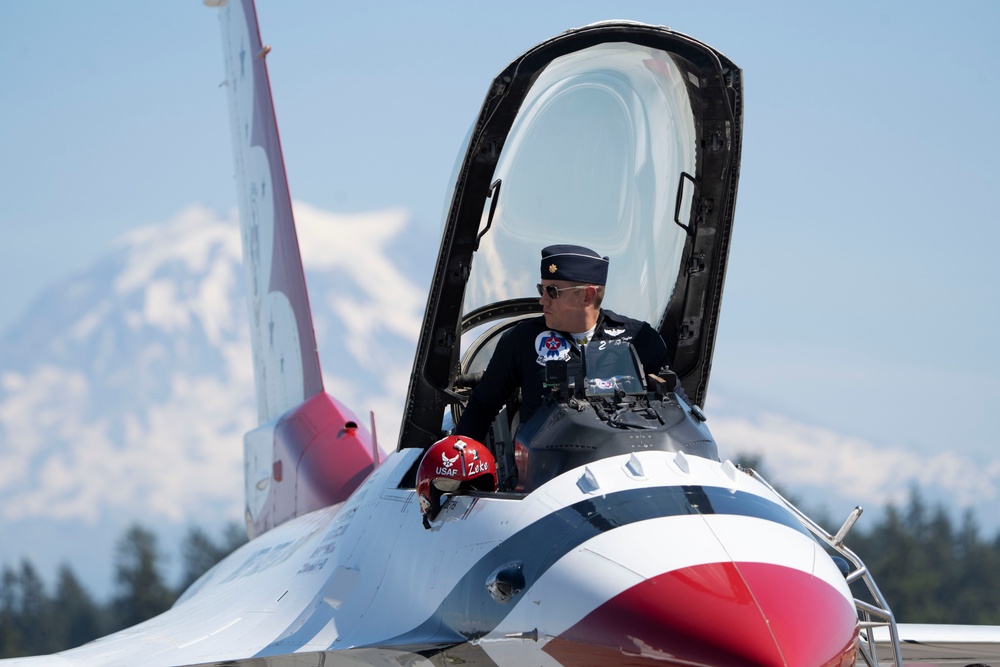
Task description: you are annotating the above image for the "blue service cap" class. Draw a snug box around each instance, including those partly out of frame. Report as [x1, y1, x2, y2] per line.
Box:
[540, 245, 609, 285]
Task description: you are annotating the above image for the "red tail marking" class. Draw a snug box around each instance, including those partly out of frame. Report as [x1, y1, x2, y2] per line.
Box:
[254, 393, 382, 536]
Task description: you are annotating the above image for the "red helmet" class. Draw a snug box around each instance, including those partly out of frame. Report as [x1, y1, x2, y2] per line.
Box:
[417, 435, 497, 525]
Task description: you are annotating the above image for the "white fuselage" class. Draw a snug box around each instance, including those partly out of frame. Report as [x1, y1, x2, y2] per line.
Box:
[22, 450, 858, 667]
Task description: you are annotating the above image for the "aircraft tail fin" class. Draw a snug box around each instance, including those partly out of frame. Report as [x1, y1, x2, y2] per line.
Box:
[214, 0, 382, 538]
[218, 0, 320, 421]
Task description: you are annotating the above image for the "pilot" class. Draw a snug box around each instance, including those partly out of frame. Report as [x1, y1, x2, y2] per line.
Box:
[454, 244, 672, 443]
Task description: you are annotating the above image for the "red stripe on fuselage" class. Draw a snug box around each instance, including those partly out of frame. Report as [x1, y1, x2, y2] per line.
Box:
[545, 561, 858, 667]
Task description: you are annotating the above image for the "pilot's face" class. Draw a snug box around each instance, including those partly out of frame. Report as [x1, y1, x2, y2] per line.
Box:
[539, 280, 591, 332]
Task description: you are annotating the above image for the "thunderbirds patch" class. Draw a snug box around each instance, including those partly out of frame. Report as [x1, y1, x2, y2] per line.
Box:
[535, 331, 571, 366]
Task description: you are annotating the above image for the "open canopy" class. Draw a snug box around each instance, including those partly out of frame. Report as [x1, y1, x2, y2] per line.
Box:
[399, 21, 742, 451]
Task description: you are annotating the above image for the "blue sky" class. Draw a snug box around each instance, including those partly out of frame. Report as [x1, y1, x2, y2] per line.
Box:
[2, 1, 1000, 560]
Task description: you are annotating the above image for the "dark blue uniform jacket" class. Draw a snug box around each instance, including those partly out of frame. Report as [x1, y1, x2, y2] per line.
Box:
[454, 309, 670, 443]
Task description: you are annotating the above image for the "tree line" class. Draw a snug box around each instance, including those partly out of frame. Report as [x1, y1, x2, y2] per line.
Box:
[0, 523, 246, 659]
[3, 486, 1000, 658]
[847, 492, 1000, 625]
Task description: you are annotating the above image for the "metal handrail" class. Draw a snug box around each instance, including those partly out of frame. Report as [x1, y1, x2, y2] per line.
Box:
[742, 467, 904, 667]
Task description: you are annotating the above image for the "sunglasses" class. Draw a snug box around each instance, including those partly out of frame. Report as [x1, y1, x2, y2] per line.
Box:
[536, 284, 588, 299]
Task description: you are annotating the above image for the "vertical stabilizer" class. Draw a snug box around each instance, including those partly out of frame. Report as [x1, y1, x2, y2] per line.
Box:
[219, 0, 322, 424]
[214, 0, 381, 537]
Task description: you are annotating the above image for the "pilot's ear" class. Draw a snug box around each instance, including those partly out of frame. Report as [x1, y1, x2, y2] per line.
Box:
[583, 285, 598, 305]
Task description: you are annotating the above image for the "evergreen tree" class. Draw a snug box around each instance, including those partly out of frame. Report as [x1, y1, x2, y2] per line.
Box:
[951, 511, 1000, 624]
[51, 564, 103, 651]
[0, 561, 52, 658]
[15, 561, 51, 657]
[0, 566, 23, 658]
[110, 524, 174, 631]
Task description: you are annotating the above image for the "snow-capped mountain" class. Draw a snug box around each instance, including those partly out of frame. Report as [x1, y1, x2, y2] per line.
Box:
[0, 203, 434, 596]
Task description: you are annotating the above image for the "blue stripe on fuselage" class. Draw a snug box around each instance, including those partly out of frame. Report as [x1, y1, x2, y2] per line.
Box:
[374, 484, 808, 646]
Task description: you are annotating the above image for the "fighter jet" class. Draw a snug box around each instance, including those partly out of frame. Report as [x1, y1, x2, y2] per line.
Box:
[4, 1, 1000, 665]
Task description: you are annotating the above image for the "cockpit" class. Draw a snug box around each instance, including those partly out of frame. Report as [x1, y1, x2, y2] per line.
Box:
[452, 337, 718, 493]
[397, 21, 743, 497]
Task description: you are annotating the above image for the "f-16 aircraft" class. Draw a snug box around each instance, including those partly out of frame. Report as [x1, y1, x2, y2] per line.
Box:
[5, 1, 1000, 666]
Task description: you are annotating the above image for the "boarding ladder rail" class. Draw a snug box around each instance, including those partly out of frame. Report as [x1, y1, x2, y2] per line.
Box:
[742, 467, 904, 667]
